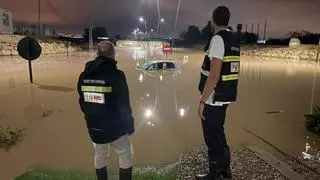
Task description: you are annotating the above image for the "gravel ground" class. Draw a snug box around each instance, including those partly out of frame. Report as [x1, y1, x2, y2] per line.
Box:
[177, 145, 288, 180]
[284, 138, 320, 180]
[285, 158, 320, 180]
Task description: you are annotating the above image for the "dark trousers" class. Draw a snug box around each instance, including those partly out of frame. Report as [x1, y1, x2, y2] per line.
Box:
[201, 104, 229, 171]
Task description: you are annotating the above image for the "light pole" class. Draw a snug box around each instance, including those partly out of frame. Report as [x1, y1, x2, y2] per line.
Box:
[139, 17, 148, 39]
[38, 0, 41, 38]
[156, 0, 161, 22]
[150, 29, 154, 39]
[156, 18, 165, 39]
[173, 0, 181, 37]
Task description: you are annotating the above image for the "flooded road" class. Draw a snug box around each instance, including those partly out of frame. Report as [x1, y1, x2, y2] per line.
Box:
[0, 47, 320, 179]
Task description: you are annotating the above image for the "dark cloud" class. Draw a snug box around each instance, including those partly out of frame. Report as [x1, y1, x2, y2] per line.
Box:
[0, 0, 319, 37]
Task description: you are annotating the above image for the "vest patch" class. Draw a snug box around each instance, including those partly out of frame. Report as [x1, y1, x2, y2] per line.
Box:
[83, 79, 106, 84]
[231, 62, 240, 73]
[84, 92, 105, 104]
[231, 46, 240, 52]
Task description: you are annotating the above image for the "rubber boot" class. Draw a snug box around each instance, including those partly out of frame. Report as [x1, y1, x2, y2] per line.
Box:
[195, 161, 222, 180]
[96, 166, 108, 180]
[221, 147, 232, 179]
[119, 167, 133, 180]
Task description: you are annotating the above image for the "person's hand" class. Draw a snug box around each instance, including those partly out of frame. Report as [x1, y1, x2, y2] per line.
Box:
[198, 101, 205, 120]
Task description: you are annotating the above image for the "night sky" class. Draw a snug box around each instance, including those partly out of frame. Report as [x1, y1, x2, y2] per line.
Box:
[1, 0, 320, 37]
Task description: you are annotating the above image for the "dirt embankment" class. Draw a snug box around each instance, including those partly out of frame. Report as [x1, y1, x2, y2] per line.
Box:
[0, 35, 82, 56]
[241, 45, 320, 61]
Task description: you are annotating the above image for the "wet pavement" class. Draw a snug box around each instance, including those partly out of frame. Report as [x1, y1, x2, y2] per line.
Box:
[0, 45, 320, 179]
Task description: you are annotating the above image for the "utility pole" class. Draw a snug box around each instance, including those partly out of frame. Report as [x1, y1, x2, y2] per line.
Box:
[38, 0, 41, 38]
[263, 21, 267, 41]
[257, 23, 260, 39]
[89, 24, 93, 52]
[245, 24, 248, 43]
[251, 23, 254, 34]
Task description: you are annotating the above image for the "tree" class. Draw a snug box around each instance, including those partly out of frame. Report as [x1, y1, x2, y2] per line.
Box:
[115, 34, 121, 40]
[236, 24, 243, 44]
[240, 32, 258, 44]
[287, 31, 320, 44]
[201, 21, 213, 41]
[181, 25, 201, 45]
[236, 24, 243, 33]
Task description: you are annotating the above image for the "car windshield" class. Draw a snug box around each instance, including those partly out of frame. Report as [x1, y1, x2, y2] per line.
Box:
[139, 62, 155, 69]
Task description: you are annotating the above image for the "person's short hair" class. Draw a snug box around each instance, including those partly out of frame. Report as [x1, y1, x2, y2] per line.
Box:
[212, 6, 230, 26]
[97, 41, 115, 58]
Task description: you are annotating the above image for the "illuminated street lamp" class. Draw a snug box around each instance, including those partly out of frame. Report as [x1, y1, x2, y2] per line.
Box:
[139, 17, 148, 38]
[139, 17, 144, 23]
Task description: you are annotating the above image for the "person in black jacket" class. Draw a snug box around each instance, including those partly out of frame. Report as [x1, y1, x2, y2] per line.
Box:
[77, 41, 134, 180]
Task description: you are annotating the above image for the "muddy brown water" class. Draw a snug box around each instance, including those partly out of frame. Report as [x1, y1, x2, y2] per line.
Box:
[0, 47, 320, 179]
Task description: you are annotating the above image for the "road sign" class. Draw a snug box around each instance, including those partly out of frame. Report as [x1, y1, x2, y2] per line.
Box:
[163, 44, 172, 58]
[17, 37, 42, 60]
[17, 37, 42, 83]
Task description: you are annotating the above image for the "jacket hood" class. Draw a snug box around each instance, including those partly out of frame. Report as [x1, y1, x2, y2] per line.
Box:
[84, 56, 117, 75]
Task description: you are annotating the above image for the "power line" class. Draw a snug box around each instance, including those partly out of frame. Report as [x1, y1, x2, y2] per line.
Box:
[46, 0, 66, 23]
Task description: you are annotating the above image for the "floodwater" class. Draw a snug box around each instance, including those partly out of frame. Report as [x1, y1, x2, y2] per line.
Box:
[0, 46, 320, 179]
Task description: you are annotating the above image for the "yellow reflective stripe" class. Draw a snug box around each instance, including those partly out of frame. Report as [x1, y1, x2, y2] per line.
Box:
[223, 56, 240, 62]
[81, 86, 112, 93]
[222, 74, 239, 81]
[201, 70, 209, 76]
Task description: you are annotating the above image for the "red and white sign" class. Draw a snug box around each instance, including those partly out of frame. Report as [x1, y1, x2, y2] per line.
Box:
[162, 44, 172, 54]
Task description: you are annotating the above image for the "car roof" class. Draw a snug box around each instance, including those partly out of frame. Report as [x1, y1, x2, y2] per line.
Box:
[145, 60, 176, 64]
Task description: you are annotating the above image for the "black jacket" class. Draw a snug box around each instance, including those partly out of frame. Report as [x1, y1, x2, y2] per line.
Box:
[77, 56, 134, 144]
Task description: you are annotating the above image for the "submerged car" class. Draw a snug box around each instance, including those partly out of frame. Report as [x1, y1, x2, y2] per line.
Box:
[137, 60, 180, 71]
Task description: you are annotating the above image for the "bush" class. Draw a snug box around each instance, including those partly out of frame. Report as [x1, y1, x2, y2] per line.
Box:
[0, 126, 25, 150]
[266, 38, 290, 45]
[305, 106, 320, 134]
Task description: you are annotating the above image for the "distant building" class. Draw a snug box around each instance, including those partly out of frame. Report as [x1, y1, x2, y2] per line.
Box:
[289, 38, 301, 47]
[14, 24, 55, 37]
[0, 9, 14, 34]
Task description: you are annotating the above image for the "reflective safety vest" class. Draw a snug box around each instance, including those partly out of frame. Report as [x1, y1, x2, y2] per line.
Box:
[79, 78, 117, 116]
[198, 30, 240, 103]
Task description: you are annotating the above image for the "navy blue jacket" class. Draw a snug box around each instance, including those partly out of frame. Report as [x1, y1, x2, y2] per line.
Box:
[77, 56, 134, 144]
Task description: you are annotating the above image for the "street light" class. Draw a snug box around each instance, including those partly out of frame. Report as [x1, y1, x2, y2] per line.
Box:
[139, 17, 144, 23]
[139, 17, 148, 39]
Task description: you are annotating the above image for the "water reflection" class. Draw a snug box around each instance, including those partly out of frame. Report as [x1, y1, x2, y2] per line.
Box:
[139, 73, 144, 83]
[179, 108, 186, 117]
[145, 109, 153, 118]
[301, 136, 320, 162]
[135, 66, 190, 129]
[239, 57, 320, 161]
